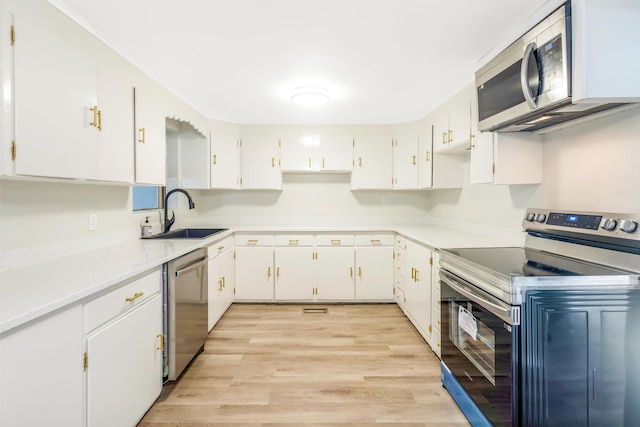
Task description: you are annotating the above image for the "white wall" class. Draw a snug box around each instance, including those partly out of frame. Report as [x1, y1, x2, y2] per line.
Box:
[427, 107, 640, 229]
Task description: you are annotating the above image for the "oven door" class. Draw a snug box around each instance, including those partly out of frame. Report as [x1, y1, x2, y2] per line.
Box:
[440, 270, 520, 427]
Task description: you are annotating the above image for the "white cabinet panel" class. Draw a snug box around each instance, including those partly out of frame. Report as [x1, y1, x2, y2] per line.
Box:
[86, 295, 162, 427]
[241, 135, 281, 189]
[316, 246, 355, 300]
[211, 131, 241, 189]
[405, 240, 433, 342]
[134, 84, 166, 185]
[393, 132, 419, 189]
[351, 135, 392, 189]
[355, 246, 394, 301]
[280, 134, 318, 172]
[0, 305, 83, 427]
[13, 15, 98, 180]
[235, 246, 274, 301]
[275, 247, 314, 300]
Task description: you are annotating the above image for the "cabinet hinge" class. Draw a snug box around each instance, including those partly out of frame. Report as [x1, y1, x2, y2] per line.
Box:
[429, 257, 433, 266]
[10, 141, 16, 161]
[10, 25, 15, 46]
[83, 352, 88, 371]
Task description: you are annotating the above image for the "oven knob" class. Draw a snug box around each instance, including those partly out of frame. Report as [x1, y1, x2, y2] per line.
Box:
[618, 219, 638, 233]
[525, 212, 536, 222]
[535, 213, 546, 223]
[601, 218, 617, 231]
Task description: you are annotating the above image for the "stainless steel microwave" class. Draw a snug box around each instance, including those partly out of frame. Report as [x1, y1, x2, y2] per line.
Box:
[476, 3, 629, 133]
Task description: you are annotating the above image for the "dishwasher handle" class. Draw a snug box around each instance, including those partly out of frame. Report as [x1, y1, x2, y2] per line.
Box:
[175, 256, 207, 277]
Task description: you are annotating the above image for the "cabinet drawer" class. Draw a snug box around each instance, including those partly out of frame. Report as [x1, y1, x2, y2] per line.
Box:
[208, 236, 234, 258]
[315, 234, 354, 246]
[274, 234, 314, 246]
[431, 326, 441, 358]
[394, 287, 405, 310]
[432, 304, 441, 334]
[84, 268, 161, 333]
[434, 273, 441, 291]
[355, 234, 394, 246]
[235, 234, 274, 246]
[395, 258, 405, 279]
[395, 234, 406, 249]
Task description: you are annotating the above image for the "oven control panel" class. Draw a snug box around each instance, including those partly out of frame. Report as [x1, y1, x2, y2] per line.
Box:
[523, 209, 640, 239]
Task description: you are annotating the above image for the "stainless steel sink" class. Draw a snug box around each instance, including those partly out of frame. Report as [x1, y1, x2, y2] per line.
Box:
[143, 228, 228, 239]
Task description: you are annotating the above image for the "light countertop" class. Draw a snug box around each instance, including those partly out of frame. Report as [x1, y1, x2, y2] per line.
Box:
[0, 224, 518, 334]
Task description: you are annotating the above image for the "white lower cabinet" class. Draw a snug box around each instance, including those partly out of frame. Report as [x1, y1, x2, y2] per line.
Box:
[315, 237, 355, 300]
[404, 240, 433, 344]
[274, 235, 315, 300]
[234, 235, 274, 301]
[0, 305, 83, 427]
[354, 234, 395, 301]
[84, 268, 163, 427]
[208, 237, 235, 330]
[431, 251, 442, 358]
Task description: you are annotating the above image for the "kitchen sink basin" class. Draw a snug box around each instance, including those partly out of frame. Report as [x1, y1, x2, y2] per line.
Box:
[144, 228, 228, 239]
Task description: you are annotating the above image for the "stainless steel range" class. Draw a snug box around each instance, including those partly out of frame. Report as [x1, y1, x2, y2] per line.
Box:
[439, 209, 640, 427]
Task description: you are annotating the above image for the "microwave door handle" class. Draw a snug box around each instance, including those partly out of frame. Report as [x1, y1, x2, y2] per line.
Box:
[521, 41, 538, 109]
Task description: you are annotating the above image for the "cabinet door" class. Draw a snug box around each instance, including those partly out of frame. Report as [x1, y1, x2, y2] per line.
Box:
[470, 131, 495, 185]
[13, 16, 98, 180]
[316, 247, 355, 300]
[235, 247, 274, 300]
[241, 135, 281, 189]
[274, 247, 314, 300]
[418, 124, 433, 189]
[355, 246, 394, 300]
[96, 59, 134, 183]
[317, 132, 353, 172]
[134, 84, 166, 185]
[280, 134, 316, 172]
[211, 132, 241, 189]
[207, 254, 221, 331]
[0, 305, 83, 427]
[352, 135, 392, 189]
[393, 132, 419, 189]
[219, 248, 235, 311]
[405, 241, 433, 341]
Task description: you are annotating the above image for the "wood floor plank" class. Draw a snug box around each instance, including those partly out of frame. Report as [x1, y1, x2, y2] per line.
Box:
[138, 304, 469, 426]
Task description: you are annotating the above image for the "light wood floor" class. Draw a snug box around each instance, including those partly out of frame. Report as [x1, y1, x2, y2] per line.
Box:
[138, 304, 469, 426]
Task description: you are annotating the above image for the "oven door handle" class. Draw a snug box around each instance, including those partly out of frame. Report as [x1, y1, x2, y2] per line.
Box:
[440, 273, 515, 324]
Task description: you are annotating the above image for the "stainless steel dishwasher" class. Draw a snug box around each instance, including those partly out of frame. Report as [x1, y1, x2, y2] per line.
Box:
[165, 248, 208, 381]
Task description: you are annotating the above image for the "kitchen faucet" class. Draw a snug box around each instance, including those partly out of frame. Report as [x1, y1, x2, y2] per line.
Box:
[164, 188, 195, 233]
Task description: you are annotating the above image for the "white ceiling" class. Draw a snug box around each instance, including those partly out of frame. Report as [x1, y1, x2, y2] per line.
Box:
[50, 0, 554, 124]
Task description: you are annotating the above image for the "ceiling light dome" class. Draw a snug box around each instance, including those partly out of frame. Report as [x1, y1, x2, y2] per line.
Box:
[290, 86, 330, 106]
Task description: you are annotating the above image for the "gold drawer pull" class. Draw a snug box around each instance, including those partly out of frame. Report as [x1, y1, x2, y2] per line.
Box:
[138, 127, 146, 143]
[331, 239, 341, 244]
[289, 239, 299, 244]
[371, 239, 381, 244]
[248, 239, 258, 244]
[125, 291, 144, 303]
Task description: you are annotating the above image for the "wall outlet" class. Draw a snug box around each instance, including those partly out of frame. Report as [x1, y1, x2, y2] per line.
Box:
[381, 195, 388, 205]
[88, 213, 98, 231]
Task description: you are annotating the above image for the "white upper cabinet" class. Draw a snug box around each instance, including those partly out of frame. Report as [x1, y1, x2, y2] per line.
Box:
[470, 132, 543, 185]
[96, 58, 134, 183]
[433, 84, 475, 154]
[240, 135, 281, 189]
[210, 131, 241, 189]
[134, 84, 167, 186]
[392, 132, 419, 189]
[417, 125, 433, 189]
[280, 131, 352, 173]
[351, 135, 393, 189]
[12, 15, 99, 180]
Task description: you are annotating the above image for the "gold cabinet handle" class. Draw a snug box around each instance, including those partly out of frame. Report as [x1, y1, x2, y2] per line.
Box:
[448, 129, 453, 143]
[412, 155, 416, 165]
[156, 333, 164, 351]
[358, 266, 362, 279]
[248, 239, 258, 244]
[428, 325, 433, 333]
[371, 239, 381, 245]
[213, 154, 217, 165]
[415, 269, 420, 281]
[289, 239, 299, 245]
[276, 267, 280, 278]
[358, 157, 362, 167]
[125, 291, 144, 302]
[138, 127, 146, 143]
[442, 132, 447, 144]
[218, 279, 223, 291]
[350, 267, 353, 278]
[96, 110, 102, 130]
[272, 157, 275, 167]
[218, 245, 224, 252]
[89, 106, 98, 128]
[331, 239, 341, 245]
[322, 158, 325, 168]
[222, 276, 225, 288]
[411, 267, 416, 280]
[426, 150, 430, 161]
[267, 267, 271, 278]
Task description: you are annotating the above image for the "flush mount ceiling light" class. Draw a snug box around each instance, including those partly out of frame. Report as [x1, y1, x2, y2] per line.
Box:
[290, 86, 330, 107]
